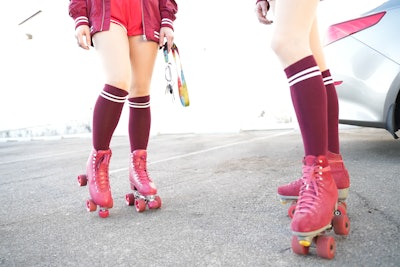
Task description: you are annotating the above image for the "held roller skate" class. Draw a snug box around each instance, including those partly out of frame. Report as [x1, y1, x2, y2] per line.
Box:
[290, 155, 349, 259]
[77, 149, 114, 218]
[125, 150, 162, 212]
[278, 151, 350, 219]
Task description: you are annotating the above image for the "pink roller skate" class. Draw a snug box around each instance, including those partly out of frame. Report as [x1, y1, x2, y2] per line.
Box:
[77, 149, 114, 218]
[290, 155, 348, 259]
[125, 150, 162, 212]
[278, 151, 350, 218]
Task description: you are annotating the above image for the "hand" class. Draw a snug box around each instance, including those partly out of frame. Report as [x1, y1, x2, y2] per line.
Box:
[159, 27, 174, 53]
[255, 1, 273, 25]
[75, 25, 91, 50]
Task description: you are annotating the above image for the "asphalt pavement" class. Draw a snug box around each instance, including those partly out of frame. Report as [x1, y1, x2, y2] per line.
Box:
[0, 127, 399, 267]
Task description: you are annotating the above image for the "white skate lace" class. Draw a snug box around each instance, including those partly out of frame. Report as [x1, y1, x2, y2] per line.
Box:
[296, 164, 330, 214]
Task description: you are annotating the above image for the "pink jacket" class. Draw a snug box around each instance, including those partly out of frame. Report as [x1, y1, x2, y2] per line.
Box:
[68, 0, 178, 43]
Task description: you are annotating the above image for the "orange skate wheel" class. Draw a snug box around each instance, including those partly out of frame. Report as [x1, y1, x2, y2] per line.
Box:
[333, 214, 350, 235]
[98, 209, 109, 218]
[135, 198, 146, 212]
[288, 203, 296, 219]
[86, 199, 97, 212]
[291, 236, 309, 255]
[148, 196, 162, 209]
[77, 175, 87, 186]
[125, 193, 135, 206]
[316, 235, 335, 259]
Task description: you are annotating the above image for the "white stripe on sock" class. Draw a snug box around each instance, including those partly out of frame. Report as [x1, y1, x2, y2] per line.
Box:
[323, 76, 334, 86]
[128, 101, 150, 109]
[100, 91, 127, 103]
[288, 70, 321, 87]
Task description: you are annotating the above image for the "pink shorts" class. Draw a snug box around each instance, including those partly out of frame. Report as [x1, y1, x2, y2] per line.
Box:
[110, 0, 143, 36]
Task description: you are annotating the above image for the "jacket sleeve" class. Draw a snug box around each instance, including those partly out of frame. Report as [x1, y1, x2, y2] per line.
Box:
[159, 0, 178, 30]
[68, 0, 89, 29]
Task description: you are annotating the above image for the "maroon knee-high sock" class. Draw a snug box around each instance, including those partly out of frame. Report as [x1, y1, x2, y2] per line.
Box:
[322, 69, 340, 154]
[92, 84, 128, 150]
[128, 96, 151, 152]
[284, 56, 328, 156]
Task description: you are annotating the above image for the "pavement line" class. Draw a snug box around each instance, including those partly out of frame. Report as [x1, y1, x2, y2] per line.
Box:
[110, 130, 293, 174]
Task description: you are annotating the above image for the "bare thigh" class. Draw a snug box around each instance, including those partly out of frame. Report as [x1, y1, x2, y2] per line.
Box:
[92, 23, 131, 91]
[272, 0, 320, 68]
[128, 36, 158, 97]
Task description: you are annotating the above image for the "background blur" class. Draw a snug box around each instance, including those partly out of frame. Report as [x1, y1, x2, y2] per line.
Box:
[0, 0, 383, 140]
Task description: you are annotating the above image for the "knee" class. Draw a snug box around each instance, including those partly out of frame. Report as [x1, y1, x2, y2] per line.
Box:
[129, 82, 151, 96]
[270, 35, 291, 58]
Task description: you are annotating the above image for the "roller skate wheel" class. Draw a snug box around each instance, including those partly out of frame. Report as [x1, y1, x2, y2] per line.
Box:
[339, 201, 347, 210]
[291, 236, 309, 255]
[335, 202, 347, 216]
[148, 196, 162, 209]
[77, 174, 87, 186]
[125, 193, 135, 206]
[332, 214, 350, 236]
[98, 209, 109, 218]
[315, 235, 336, 259]
[86, 199, 97, 212]
[135, 198, 146, 212]
[288, 204, 296, 219]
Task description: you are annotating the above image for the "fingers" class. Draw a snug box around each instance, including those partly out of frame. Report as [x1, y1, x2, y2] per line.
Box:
[255, 2, 273, 25]
[159, 27, 174, 53]
[75, 25, 91, 50]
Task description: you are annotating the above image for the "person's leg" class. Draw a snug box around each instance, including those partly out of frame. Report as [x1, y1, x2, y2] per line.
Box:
[272, 0, 338, 245]
[272, 0, 327, 157]
[91, 23, 131, 150]
[310, 18, 350, 200]
[81, 23, 131, 217]
[127, 36, 158, 152]
[126, 36, 161, 209]
[277, 16, 349, 220]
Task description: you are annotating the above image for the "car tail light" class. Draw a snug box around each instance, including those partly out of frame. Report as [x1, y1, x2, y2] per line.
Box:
[324, 12, 386, 46]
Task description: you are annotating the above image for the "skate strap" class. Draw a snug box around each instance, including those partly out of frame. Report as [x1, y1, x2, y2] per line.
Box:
[162, 43, 189, 107]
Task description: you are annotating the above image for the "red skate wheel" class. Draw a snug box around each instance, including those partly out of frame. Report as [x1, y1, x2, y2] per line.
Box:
[98, 209, 109, 218]
[335, 202, 347, 216]
[333, 214, 350, 236]
[288, 204, 296, 219]
[125, 193, 135, 206]
[135, 199, 146, 212]
[148, 196, 162, 209]
[291, 236, 309, 255]
[77, 175, 87, 186]
[86, 199, 97, 212]
[316, 235, 336, 259]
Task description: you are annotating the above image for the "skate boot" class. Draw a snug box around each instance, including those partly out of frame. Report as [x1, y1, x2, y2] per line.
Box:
[290, 155, 339, 259]
[278, 151, 350, 218]
[125, 150, 162, 212]
[77, 149, 113, 218]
